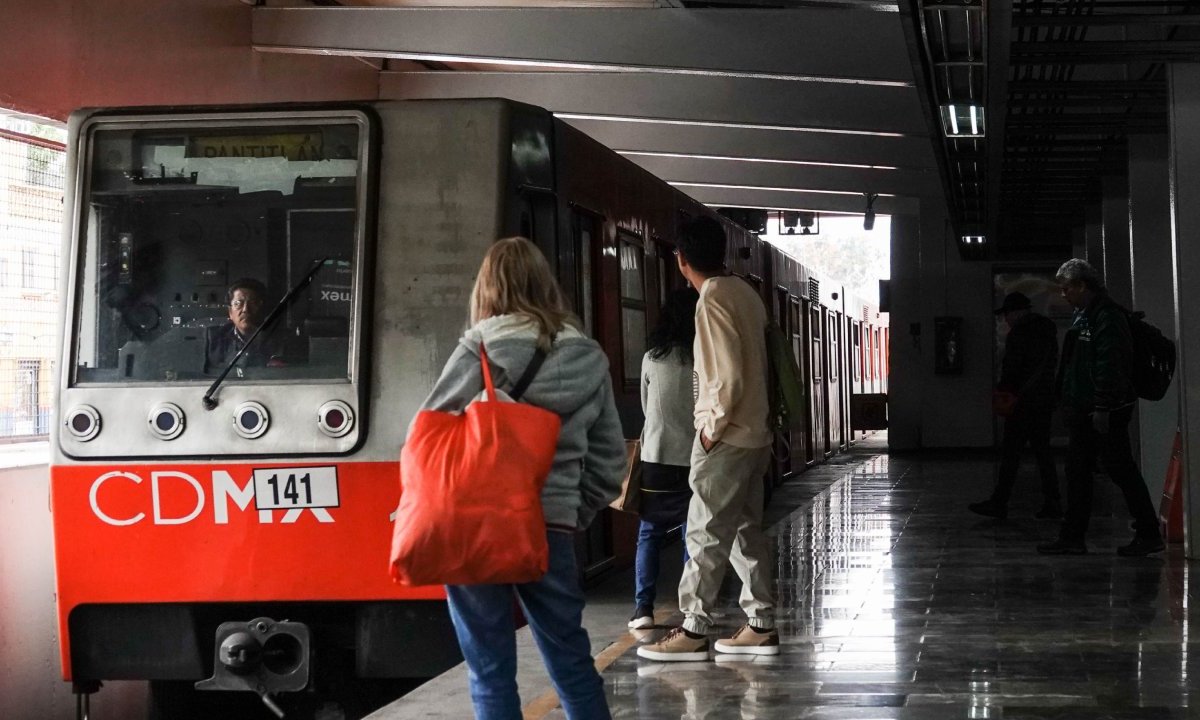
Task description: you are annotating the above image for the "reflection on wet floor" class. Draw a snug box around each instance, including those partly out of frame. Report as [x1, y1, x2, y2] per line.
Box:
[603, 451, 1198, 719]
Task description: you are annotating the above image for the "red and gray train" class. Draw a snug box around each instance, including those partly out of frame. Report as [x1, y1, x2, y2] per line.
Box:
[51, 99, 887, 714]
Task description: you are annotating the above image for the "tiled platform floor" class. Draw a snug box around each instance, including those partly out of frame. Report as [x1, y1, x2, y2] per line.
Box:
[374, 438, 1198, 720]
[604, 444, 1198, 719]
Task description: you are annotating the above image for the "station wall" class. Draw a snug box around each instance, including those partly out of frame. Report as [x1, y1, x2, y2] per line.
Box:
[0, 0, 379, 122]
[889, 201, 994, 449]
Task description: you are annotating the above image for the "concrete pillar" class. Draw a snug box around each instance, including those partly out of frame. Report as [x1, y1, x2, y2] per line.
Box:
[1129, 134, 1178, 507]
[1084, 200, 1104, 276]
[887, 213, 922, 450]
[1070, 226, 1086, 263]
[1167, 63, 1200, 557]
[1101, 169, 1132, 308]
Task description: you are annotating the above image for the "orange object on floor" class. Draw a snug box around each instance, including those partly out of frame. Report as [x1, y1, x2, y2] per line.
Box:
[1158, 430, 1184, 543]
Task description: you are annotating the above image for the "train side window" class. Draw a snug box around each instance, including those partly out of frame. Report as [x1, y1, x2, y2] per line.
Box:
[828, 315, 839, 382]
[790, 298, 802, 368]
[853, 324, 861, 381]
[618, 230, 647, 384]
[810, 307, 822, 382]
[71, 115, 368, 385]
[572, 210, 598, 337]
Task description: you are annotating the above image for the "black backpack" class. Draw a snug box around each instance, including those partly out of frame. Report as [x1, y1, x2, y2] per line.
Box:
[1126, 310, 1176, 401]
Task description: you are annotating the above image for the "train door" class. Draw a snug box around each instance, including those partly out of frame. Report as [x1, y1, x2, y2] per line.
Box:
[789, 295, 810, 470]
[851, 320, 863, 442]
[809, 303, 827, 461]
[826, 311, 843, 453]
[566, 208, 615, 577]
[773, 287, 791, 478]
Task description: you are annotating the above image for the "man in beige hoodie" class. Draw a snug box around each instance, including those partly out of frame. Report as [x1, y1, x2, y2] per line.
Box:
[638, 216, 778, 662]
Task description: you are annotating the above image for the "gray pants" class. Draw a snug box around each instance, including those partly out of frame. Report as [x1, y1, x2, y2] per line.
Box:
[678, 435, 775, 634]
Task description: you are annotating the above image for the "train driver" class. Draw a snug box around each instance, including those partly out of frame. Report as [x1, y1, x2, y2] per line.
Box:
[205, 278, 282, 373]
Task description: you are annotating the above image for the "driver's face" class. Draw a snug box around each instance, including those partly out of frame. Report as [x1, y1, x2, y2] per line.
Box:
[228, 288, 264, 336]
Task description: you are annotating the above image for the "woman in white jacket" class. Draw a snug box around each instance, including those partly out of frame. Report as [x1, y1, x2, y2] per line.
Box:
[628, 288, 699, 630]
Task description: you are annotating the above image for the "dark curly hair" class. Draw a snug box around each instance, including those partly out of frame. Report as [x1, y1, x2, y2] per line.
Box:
[648, 287, 700, 363]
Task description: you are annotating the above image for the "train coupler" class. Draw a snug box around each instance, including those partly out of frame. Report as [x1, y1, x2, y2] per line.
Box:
[195, 616, 310, 718]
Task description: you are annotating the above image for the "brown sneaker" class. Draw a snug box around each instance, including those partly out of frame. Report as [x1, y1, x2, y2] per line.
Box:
[713, 625, 780, 656]
[636, 627, 710, 662]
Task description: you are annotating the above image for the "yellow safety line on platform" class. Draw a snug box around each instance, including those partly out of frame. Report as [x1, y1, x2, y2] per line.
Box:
[521, 609, 674, 720]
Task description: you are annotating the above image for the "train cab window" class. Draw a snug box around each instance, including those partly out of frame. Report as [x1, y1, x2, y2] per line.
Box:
[618, 230, 647, 383]
[70, 114, 368, 385]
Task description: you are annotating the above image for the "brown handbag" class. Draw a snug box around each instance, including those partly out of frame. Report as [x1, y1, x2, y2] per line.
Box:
[609, 439, 642, 513]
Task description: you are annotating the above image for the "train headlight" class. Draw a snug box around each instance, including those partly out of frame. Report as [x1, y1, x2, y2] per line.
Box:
[65, 405, 101, 441]
[147, 403, 185, 440]
[232, 401, 270, 440]
[317, 400, 354, 438]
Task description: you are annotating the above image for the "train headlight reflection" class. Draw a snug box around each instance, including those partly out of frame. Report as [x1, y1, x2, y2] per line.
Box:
[317, 400, 354, 438]
[233, 401, 270, 440]
[66, 405, 101, 441]
[147, 403, 185, 440]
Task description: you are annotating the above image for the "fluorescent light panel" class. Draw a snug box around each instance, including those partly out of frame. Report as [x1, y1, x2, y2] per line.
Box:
[618, 150, 901, 171]
[939, 104, 985, 138]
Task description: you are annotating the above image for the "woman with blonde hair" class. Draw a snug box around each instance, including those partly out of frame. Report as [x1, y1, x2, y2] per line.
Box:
[413, 236, 625, 719]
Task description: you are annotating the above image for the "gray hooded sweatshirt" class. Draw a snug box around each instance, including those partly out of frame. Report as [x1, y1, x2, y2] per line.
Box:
[414, 314, 627, 530]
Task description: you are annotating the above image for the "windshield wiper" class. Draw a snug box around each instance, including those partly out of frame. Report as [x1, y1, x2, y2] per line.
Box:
[202, 257, 329, 410]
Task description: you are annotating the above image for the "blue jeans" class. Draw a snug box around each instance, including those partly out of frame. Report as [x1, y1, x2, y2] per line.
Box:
[634, 515, 689, 610]
[445, 531, 610, 720]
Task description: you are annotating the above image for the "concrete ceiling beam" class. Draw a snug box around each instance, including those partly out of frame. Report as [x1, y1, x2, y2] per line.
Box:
[625, 153, 939, 198]
[251, 7, 914, 86]
[562, 118, 937, 171]
[378, 71, 929, 135]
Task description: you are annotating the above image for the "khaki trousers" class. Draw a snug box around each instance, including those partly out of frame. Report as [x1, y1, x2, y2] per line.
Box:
[678, 435, 775, 634]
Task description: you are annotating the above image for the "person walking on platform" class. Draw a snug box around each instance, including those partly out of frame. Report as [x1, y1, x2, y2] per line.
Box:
[415, 237, 626, 719]
[969, 291, 1062, 520]
[1037, 258, 1164, 557]
[637, 216, 778, 662]
[628, 288, 699, 630]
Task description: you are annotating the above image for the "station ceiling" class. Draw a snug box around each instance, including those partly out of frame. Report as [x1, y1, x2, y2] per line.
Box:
[252, 1, 938, 224]
[251, 0, 1200, 258]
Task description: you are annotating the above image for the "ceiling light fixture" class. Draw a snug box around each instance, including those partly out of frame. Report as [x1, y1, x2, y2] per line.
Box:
[939, 104, 986, 138]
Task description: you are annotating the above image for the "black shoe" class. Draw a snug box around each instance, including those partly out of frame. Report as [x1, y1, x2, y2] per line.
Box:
[968, 500, 1007, 520]
[1117, 537, 1166, 557]
[1037, 539, 1088, 555]
[627, 606, 654, 629]
[1035, 504, 1064, 520]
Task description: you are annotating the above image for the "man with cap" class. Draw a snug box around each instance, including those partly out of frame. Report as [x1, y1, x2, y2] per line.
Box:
[969, 291, 1062, 520]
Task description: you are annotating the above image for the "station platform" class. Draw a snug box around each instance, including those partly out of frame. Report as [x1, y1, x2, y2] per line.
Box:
[371, 435, 1199, 720]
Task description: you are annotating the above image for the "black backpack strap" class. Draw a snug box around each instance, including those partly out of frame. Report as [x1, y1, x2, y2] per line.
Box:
[509, 346, 548, 401]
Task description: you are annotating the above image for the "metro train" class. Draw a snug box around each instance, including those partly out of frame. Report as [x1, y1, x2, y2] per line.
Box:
[51, 98, 887, 717]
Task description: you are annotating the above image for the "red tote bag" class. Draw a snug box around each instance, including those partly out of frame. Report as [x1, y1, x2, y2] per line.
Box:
[389, 345, 562, 586]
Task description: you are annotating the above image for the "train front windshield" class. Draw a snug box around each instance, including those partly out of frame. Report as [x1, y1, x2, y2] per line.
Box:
[72, 117, 364, 385]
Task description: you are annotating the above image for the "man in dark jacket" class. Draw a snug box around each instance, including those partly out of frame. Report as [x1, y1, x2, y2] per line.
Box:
[1037, 259, 1164, 557]
[969, 291, 1061, 520]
